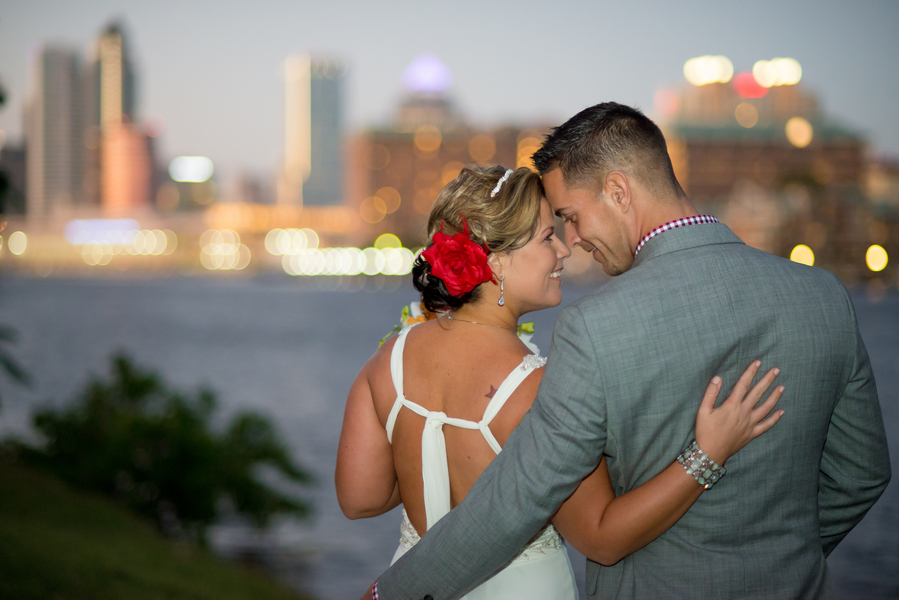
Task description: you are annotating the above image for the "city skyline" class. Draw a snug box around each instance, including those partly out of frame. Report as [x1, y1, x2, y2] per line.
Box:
[1, 0, 898, 182]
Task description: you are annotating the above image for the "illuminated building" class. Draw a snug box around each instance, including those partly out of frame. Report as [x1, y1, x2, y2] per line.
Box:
[347, 54, 549, 246]
[102, 123, 151, 214]
[25, 46, 83, 220]
[660, 56, 871, 280]
[82, 21, 137, 208]
[864, 157, 899, 281]
[279, 55, 346, 207]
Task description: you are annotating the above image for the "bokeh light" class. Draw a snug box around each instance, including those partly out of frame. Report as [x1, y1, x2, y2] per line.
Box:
[654, 89, 678, 116]
[414, 125, 442, 153]
[374, 233, 402, 250]
[752, 58, 802, 88]
[786, 117, 813, 148]
[683, 55, 733, 86]
[517, 136, 541, 170]
[169, 156, 214, 182]
[376, 187, 401, 213]
[359, 197, 387, 223]
[866, 245, 888, 272]
[442, 161, 464, 185]
[365, 144, 390, 170]
[403, 54, 453, 93]
[67, 221, 176, 265]
[144, 114, 166, 138]
[790, 244, 815, 266]
[468, 134, 496, 163]
[280, 246, 415, 277]
[199, 229, 250, 271]
[732, 72, 768, 98]
[735, 103, 759, 128]
[8, 231, 27, 255]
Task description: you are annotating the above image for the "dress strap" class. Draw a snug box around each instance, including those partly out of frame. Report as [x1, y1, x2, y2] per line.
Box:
[400, 399, 479, 530]
[479, 355, 547, 454]
[386, 324, 416, 443]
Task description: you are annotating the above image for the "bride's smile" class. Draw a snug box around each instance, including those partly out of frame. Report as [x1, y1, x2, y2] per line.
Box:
[494, 199, 570, 317]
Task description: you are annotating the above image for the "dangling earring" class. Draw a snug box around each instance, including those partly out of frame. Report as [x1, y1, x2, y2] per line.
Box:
[497, 274, 505, 306]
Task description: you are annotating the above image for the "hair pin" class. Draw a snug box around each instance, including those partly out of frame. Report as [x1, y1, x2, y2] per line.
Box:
[490, 169, 514, 198]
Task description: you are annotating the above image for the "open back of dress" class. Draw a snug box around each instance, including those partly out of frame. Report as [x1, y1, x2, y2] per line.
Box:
[384, 323, 578, 600]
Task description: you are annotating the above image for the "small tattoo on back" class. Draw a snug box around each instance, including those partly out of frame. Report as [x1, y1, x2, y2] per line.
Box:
[485, 385, 498, 400]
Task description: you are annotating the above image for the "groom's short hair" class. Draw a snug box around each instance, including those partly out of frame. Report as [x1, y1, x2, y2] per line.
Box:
[533, 102, 685, 199]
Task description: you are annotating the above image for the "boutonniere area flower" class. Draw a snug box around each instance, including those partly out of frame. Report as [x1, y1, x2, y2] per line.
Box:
[421, 219, 494, 296]
[379, 302, 439, 347]
[517, 321, 539, 355]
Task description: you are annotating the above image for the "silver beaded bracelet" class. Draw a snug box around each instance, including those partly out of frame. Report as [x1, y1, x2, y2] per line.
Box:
[677, 439, 726, 489]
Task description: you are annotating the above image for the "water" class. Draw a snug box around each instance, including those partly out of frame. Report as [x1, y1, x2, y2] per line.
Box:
[0, 275, 896, 599]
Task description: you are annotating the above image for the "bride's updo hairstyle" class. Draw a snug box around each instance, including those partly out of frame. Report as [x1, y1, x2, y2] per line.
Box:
[413, 165, 545, 312]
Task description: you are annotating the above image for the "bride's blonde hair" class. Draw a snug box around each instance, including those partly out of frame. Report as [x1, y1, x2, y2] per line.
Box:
[413, 165, 545, 312]
[426, 166, 544, 254]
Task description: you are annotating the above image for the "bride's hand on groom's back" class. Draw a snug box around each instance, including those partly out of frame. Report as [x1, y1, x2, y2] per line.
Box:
[695, 361, 785, 465]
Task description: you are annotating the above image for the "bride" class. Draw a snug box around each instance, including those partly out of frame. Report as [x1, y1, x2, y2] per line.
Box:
[336, 165, 783, 598]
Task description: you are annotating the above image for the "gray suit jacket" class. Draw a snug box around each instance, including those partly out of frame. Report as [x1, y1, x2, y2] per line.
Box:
[377, 223, 891, 599]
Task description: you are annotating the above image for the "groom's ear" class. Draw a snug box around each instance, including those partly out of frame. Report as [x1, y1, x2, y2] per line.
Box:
[604, 171, 631, 214]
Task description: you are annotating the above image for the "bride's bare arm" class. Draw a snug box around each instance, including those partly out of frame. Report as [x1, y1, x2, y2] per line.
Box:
[335, 344, 402, 519]
[552, 361, 784, 566]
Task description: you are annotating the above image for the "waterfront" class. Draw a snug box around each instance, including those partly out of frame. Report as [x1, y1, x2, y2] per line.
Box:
[0, 276, 896, 598]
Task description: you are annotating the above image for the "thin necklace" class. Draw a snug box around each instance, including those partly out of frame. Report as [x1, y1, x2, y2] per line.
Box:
[445, 313, 517, 333]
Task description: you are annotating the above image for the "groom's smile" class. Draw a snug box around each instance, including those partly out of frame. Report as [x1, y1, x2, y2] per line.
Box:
[542, 168, 634, 277]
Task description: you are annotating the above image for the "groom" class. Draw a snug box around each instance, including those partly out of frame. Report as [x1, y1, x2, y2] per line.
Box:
[366, 102, 891, 599]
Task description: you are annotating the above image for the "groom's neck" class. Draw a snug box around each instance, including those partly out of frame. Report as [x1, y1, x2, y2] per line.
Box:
[634, 196, 701, 243]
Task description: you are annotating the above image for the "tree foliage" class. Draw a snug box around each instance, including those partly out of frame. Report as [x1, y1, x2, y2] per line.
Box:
[16, 353, 312, 542]
[0, 324, 31, 407]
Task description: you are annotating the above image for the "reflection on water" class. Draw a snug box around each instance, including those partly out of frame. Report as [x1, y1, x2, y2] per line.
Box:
[0, 277, 895, 599]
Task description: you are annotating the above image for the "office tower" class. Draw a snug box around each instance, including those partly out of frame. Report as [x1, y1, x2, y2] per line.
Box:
[102, 123, 151, 214]
[82, 21, 139, 210]
[279, 55, 346, 206]
[82, 21, 136, 133]
[25, 46, 82, 220]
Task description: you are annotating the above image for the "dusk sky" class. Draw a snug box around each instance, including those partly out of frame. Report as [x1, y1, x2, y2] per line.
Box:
[2, 0, 897, 181]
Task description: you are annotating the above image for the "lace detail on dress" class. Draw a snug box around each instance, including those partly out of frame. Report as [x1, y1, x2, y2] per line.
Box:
[397, 510, 563, 564]
[520, 354, 547, 371]
[398, 509, 421, 552]
[511, 524, 565, 562]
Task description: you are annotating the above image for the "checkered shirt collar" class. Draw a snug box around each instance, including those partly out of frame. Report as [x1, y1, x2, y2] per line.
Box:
[633, 215, 719, 258]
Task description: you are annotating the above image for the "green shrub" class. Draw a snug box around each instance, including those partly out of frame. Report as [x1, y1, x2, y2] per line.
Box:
[15, 353, 312, 543]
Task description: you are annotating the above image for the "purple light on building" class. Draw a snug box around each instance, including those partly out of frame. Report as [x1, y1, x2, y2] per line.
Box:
[403, 54, 453, 93]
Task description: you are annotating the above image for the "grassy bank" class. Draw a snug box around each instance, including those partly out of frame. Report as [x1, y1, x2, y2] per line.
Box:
[0, 462, 310, 600]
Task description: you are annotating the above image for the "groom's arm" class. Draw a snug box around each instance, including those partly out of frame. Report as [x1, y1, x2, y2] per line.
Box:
[818, 289, 891, 556]
[374, 306, 608, 600]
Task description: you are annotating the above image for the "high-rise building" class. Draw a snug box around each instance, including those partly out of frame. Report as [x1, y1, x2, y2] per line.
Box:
[346, 55, 552, 246]
[102, 123, 151, 214]
[659, 56, 869, 279]
[279, 55, 346, 207]
[82, 22, 136, 134]
[25, 46, 82, 220]
[82, 21, 139, 210]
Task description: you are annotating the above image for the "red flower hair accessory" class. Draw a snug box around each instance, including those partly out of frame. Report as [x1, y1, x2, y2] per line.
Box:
[421, 217, 494, 296]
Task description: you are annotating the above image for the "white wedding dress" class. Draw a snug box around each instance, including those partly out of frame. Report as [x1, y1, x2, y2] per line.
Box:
[385, 324, 578, 600]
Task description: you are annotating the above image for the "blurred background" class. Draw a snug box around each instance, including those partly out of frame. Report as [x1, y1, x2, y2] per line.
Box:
[0, 1, 896, 599]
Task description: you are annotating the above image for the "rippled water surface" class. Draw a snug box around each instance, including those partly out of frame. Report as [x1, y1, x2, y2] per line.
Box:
[1, 276, 895, 599]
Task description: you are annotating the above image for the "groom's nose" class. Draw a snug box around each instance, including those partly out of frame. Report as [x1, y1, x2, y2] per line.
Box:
[564, 221, 583, 249]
